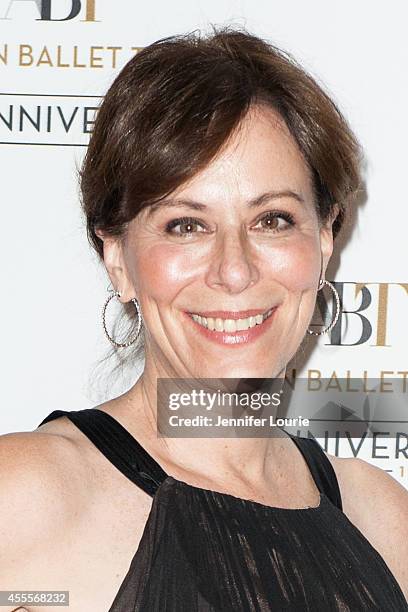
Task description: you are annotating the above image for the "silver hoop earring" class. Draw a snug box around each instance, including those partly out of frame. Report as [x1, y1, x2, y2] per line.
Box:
[307, 279, 341, 336]
[101, 290, 142, 348]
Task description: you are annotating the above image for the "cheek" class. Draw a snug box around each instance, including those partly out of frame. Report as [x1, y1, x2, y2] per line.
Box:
[259, 237, 320, 292]
[131, 243, 196, 301]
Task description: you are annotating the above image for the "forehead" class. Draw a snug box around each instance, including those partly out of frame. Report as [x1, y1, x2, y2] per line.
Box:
[170, 104, 314, 203]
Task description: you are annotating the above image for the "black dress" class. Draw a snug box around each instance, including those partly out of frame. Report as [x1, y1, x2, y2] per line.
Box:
[38, 407, 408, 611]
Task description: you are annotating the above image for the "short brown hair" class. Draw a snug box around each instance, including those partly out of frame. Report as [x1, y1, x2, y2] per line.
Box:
[80, 25, 362, 263]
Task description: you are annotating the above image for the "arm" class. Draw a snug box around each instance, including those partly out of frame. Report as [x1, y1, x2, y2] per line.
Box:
[0, 431, 85, 612]
[328, 453, 408, 602]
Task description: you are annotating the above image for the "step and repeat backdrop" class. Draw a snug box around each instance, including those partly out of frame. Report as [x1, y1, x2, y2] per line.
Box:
[1, 1, 407, 487]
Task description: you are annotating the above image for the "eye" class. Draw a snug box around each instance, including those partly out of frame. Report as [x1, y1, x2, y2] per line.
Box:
[253, 211, 295, 233]
[164, 211, 295, 238]
[165, 216, 207, 237]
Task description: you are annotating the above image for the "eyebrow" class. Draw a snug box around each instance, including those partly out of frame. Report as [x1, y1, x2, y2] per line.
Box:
[146, 189, 305, 217]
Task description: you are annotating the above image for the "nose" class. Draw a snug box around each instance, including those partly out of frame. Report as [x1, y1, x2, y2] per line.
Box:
[205, 228, 260, 294]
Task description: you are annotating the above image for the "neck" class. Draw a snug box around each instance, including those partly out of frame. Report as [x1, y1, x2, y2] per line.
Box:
[120, 359, 288, 486]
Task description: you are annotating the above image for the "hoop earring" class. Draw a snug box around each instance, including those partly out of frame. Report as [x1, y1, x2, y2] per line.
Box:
[102, 290, 142, 348]
[307, 279, 341, 336]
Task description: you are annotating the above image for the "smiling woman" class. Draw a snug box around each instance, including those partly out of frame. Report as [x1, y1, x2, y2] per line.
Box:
[78, 24, 362, 381]
[2, 24, 408, 612]
[94, 95, 343, 377]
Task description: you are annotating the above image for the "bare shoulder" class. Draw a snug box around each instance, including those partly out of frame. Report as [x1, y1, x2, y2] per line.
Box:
[0, 428, 91, 587]
[323, 449, 408, 601]
[1, 424, 81, 477]
[0, 427, 91, 529]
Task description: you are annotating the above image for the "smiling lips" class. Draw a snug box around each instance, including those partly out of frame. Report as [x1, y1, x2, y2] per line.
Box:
[189, 307, 275, 332]
[185, 306, 278, 347]
[189, 307, 274, 319]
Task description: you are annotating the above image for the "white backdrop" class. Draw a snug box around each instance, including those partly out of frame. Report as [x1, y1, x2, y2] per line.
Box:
[1, 0, 407, 488]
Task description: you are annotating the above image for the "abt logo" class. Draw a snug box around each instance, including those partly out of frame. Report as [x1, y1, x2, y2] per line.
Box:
[0, 0, 97, 21]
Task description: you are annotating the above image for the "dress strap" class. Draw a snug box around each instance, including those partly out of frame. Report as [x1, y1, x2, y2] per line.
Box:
[38, 410, 343, 509]
[37, 408, 168, 497]
[288, 433, 343, 511]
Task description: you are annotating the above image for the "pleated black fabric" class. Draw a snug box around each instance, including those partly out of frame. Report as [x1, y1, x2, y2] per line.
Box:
[38, 408, 408, 611]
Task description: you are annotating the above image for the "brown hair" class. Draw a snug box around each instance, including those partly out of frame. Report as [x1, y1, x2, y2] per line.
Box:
[81, 25, 362, 258]
[80, 25, 362, 378]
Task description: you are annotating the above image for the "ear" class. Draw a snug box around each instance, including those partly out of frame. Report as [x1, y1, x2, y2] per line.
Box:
[319, 204, 339, 279]
[95, 229, 134, 303]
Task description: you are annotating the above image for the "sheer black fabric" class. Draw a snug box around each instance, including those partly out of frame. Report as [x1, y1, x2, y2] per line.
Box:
[38, 408, 408, 611]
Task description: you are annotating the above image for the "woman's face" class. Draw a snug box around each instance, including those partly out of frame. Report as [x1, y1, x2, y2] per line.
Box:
[106, 104, 335, 379]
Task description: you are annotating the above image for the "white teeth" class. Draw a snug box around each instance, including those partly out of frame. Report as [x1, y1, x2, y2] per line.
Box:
[215, 318, 224, 332]
[191, 307, 275, 332]
[236, 318, 247, 331]
[223, 319, 237, 332]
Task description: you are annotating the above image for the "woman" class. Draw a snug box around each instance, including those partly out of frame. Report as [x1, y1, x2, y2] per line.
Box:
[1, 27, 407, 611]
